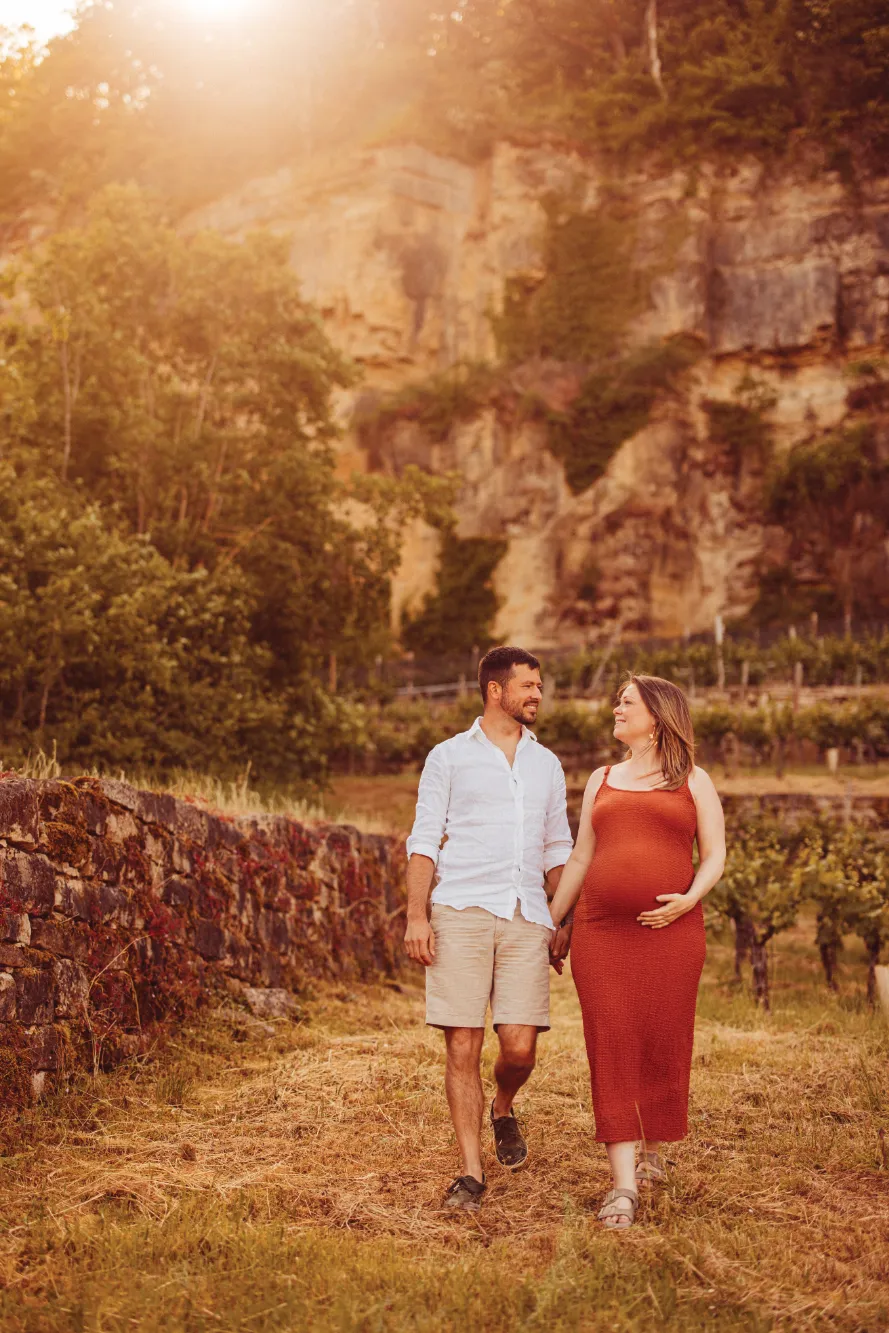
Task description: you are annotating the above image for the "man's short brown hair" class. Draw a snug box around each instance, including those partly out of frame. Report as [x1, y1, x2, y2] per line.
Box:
[478, 645, 541, 703]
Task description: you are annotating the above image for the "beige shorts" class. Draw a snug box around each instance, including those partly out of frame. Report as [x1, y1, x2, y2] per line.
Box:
[426, 904, 552, 1031]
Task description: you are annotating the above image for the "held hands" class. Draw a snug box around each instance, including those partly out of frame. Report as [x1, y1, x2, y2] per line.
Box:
[404, 916, 436, 966]
[548, 921, 572, 975]
[637, 893, 694, 930]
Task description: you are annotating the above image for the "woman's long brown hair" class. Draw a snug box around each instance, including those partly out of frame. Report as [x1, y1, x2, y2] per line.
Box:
[624, 674, 695, 790]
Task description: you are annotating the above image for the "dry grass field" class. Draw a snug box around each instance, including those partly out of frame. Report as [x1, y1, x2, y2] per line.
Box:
[0, 924, 887, 1333]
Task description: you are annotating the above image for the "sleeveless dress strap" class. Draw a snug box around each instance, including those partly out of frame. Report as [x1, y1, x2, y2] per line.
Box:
[593, 765, 611, 807]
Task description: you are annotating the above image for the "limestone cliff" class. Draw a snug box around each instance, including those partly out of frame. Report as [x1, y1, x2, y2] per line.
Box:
[185, 145, 889, 642]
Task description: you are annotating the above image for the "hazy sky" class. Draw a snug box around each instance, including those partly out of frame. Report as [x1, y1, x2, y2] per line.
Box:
[0, 2, 76, 40]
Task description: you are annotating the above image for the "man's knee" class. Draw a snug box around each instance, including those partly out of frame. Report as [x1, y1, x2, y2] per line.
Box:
[445, 1026, 484, 1070]
[498, 1029, 537, 1073]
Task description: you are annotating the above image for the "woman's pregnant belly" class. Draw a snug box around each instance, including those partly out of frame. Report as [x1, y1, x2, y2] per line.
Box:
[578, 845, 694, 921]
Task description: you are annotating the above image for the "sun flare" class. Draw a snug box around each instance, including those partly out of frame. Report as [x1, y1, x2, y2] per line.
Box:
[184, 0, 252, 19]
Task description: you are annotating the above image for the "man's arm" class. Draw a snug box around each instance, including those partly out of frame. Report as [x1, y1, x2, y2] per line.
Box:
[405, 854, 437, 965]
[543, 761, 575, 968]
[545, 864, 572, 972]
[404, 746, 449, 967]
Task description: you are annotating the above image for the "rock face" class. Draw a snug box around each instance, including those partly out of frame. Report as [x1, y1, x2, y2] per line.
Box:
[185, 145, 889, 639]
[0, 775, 405, 1106]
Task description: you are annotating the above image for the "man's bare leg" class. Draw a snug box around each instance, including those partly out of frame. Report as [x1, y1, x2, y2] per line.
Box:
[492, 1023, 537, 1117]
[444, 1026, 486, 1180]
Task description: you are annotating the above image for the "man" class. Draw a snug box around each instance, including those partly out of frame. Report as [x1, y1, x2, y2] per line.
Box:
[404, 645, 574, 1212]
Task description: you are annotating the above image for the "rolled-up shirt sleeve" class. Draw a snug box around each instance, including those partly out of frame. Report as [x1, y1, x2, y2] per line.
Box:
[405, 744, 450, 865]
[543, 760, 573, 872]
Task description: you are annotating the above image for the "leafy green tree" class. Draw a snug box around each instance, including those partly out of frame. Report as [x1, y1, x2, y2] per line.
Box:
[0, 467, 290, 777]
[0, 183, 456, 776]
[5, 185, 420, 688]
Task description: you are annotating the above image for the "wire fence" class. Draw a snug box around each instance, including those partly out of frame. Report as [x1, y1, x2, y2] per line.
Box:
[361, 620, 889, 700]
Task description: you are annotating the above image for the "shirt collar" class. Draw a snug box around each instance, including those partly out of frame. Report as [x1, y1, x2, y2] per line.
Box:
[469, 717, 538, 745]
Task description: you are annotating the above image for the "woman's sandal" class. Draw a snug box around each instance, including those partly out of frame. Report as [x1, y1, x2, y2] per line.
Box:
[635, 1151, 668, 1186]
[597, 1188, 638, 1229]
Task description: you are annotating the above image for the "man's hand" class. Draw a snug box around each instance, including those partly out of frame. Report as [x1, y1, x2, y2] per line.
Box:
[549, 922, 572, 975]
[404, 916, 436, 966]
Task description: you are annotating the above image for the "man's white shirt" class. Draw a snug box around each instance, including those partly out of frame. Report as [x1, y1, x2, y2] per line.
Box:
[405, 717, 574, 928]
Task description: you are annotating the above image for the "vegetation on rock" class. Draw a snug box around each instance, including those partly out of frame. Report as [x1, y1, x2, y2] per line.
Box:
[545, 335, 704, 493]
[763, 423, 889, 629]
[401, 533, 508, 657]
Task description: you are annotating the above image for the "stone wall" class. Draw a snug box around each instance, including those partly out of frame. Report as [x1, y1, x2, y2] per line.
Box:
[0, 776, 405, 1108]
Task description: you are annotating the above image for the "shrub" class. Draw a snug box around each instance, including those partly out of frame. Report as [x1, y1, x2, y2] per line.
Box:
[710, 820, 803, 1009]
[401, 533, 507, 657]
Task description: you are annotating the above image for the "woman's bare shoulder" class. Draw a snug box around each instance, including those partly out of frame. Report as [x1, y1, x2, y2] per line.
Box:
[583, 766, 609, 799]
[688, 765, 719, 797]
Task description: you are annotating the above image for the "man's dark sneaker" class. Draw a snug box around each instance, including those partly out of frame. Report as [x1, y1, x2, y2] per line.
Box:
[490, 1102, 528, 1169]
[444, 1174, 487, 1212]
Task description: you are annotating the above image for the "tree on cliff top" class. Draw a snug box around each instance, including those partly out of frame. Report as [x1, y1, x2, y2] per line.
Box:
[2, 0, 888, 233]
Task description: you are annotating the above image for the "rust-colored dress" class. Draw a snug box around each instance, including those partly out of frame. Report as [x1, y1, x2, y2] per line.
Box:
[570, 767, 705, 1143]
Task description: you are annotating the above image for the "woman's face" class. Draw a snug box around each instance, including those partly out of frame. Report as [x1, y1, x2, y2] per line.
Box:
[613, 683, 656, 749]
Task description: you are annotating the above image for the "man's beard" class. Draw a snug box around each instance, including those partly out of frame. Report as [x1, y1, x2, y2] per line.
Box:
[500, 694, 537, 726]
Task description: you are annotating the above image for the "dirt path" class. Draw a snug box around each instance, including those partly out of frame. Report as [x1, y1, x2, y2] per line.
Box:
[1, 934, 887, 1331]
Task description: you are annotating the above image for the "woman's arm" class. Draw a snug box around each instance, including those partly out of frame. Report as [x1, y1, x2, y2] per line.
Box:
[547, 767, 605, 926]
[637, 767, 726, 929]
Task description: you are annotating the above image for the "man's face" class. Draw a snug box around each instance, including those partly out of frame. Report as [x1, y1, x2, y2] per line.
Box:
[497, 665, 543, 725]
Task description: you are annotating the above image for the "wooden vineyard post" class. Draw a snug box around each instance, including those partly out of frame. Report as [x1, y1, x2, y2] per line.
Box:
[721, 731, 740, 780]
[715, 614, 725, 692]
[875, 965, 889, 1028]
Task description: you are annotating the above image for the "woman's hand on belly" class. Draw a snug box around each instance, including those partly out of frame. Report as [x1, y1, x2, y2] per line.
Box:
[637, 893, 695, 929]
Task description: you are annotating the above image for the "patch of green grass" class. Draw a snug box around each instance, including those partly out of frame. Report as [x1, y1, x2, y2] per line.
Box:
[154, 1067, 195, 1108]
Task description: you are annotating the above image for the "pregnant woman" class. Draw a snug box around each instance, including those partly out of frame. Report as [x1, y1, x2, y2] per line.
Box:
[549, 674, 725, 1230]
